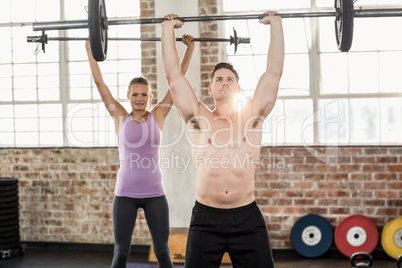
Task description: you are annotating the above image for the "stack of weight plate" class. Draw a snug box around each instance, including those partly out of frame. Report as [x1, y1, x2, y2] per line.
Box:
[0, 177, 21, 259]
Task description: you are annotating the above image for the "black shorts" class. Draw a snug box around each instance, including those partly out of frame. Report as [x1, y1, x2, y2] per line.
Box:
[184, 201, 274, 268]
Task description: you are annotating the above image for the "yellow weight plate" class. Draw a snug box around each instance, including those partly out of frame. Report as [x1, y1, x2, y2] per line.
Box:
[381, 217, 402, 259]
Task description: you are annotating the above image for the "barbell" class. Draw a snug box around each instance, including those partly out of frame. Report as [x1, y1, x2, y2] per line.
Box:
[27, 28, 250, 55]
[31, 0, 402, 61]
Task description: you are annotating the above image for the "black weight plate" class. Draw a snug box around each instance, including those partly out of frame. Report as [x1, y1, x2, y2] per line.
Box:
[0, 236, 20, 245]
[290, 214, 334, 258]
[0, 207, 18, 215]
[0, 213, 19, 221]
[0, 201, 18, 209]
[0, 219, 19, 228]
[0, 178, 18, 186]
[334, 0, 354, 52]
[0, 184, 18, 192]
[0, 196, 18, 204]
[0, 225, 19, 233]
[0, 190, 18, 198]
[0, 242, 20, 251]
[89, 0, 108, 61]
[0, 231, 19, 239]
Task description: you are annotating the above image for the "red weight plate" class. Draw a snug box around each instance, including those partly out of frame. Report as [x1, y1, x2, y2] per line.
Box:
[334, 215, 379, 257]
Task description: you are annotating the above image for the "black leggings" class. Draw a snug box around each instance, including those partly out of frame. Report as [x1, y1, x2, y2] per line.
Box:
[111, 195, 173, 268]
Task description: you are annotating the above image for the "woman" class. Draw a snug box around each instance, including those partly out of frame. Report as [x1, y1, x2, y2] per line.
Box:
[85, 34, 195, 268]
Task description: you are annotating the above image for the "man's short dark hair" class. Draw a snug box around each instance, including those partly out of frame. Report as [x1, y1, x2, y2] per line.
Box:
[210, 62, 239, 84]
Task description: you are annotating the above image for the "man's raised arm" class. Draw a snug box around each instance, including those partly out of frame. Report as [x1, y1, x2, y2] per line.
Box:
[252, 11, 285, 118]
[161, 14, 199, 121]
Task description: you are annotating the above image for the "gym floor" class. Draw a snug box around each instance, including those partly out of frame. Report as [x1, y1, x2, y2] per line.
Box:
[0, 244, 397, 268]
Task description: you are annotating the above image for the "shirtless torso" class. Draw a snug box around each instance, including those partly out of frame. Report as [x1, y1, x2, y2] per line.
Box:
[189, 102, 263, 208]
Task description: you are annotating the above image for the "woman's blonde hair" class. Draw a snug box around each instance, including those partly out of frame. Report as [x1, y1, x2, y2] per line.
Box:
[127, 76, 151, 94]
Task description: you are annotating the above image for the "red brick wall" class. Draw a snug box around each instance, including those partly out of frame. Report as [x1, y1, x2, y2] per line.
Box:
[199, 0, 226, 109]
[140, 0, 157, 105]
[1, 146, 401, 248]
[0, 148, 150, 245]
[256, 146, 402, 249]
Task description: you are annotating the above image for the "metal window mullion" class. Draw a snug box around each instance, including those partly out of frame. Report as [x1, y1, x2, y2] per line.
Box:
[59, 0, 70, 147]
[310, 0, 320, 145]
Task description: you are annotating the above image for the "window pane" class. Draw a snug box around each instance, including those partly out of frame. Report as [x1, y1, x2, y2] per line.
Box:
[0, 105, 13, 118]
[320, 53, 348, 94]
[70, 87, 92, 100]
[318, 99, 348, 144]
[0, 65, 12, 77]
[0, 77, 12, 90]
[13, 88, 37, 101]
[16, 132, 38, 146]
[38, 63, 59, 76]
[40, 132, 63, 146]
[0, 27, 12, 63]
[70, 74, 91, 88]
[0, 0, 11, 23]
[319, 17, 339, 53]
[379, 52, 402, 93]
[12, 27, 37, 63]
[15, 104, 38, 117]
[38, 76, 59, 88]
[64, 0, 88, 20]
[40, 118, 63, 131]
[15, 118, 38, 131]
[13, 76, 37, 89]
[223, 0, 310, 11]
[279, 54, 309, 96]
[283, 19, 310, 54]
[284, 99, 313, 144]
[11, 0, 35, 22]
[0, 89, 12, 101]
[380, 98, 402, 143]
[38, 89, 60, 101]
[13, 64, 36, 76]
[350, 98, 379, 143]
[262, 100, 285, 145]
[0, 133, 14, 146]
[348, 53, 379, 94]
[39, 104, 62, 117]
[36, 0, 60, 21]
[0, 119, 14, 132]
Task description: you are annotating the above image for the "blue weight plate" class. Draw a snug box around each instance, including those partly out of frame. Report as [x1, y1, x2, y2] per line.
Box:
[291, 214, 334, 258]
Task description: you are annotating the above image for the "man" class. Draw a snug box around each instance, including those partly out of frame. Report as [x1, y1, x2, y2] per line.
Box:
[161, 11, 284, 268]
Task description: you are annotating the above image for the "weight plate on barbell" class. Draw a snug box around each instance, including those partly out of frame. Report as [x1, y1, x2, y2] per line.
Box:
[334, 0, 354, 52]
[290, 214, 333, 258]
[334, 215, 379, 258]
[381, 217, 402, 260]
[88, 0, 108, 61]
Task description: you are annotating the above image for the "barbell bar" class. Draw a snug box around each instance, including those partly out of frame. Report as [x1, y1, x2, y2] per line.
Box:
[27, 28, 250, 54]
[31, 0, 402, 61]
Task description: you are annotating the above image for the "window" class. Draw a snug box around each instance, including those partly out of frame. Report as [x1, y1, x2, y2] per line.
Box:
[223, 0, 402, 145]
[0, 0, 141, 147]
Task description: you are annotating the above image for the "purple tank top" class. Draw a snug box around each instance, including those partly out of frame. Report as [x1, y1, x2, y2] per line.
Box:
[114, 113, 164, 198]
